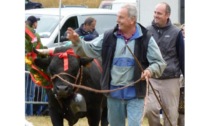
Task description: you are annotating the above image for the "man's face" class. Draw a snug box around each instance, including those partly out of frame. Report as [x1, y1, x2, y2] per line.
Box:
[117, 8, 134, 32]
[33, 22, 38, 29]
[153, 4, 170, 27]
[86, 20, 96, 32]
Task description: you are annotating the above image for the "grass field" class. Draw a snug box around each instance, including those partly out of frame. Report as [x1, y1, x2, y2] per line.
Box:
[26, 116, 150, 126]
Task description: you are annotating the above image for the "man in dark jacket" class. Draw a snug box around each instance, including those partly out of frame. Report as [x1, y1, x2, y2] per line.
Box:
[75, 17, 99, 41]
[144, 2, 185, 126]
[67, 4, 166, 126]
[62, 17, 99, 42]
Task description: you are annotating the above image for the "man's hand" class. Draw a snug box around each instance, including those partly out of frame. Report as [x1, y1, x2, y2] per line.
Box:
[66, 27, 80, 45]
[141, 69, 151, 80]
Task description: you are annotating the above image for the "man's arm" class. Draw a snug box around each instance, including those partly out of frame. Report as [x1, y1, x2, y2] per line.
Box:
[146, 36, 167, 78]
[176, 31, 185, 76]
[67, 27, 103, 59]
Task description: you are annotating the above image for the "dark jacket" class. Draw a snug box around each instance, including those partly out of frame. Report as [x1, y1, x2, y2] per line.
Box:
[101, 23, 152, 98]
[147, 19, 185, 78]
[75, 24, 99, 41]
[61, 24, 99, 42]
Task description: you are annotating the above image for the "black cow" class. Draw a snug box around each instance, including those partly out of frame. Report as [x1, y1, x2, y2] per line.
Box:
[34, 46, 108, 126]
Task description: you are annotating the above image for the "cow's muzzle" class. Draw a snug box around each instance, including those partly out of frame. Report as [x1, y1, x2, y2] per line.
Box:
[55, 85, 71, 98]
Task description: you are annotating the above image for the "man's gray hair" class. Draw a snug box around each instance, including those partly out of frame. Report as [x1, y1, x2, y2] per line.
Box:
[121, 4, 137, 20]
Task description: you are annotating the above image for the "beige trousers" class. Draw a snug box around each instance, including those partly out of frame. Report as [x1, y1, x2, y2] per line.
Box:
[144, 78, 180, 126]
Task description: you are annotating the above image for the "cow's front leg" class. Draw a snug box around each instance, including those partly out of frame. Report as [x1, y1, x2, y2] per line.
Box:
[49, 108, 64, 126]
[86, 106, 101, 126]
[47, 90, 65, 126]
[100, 106, 109, 126]
[65, 111, 79, 126]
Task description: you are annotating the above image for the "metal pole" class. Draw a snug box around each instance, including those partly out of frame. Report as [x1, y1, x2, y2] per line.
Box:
[58, 0, 62, 46]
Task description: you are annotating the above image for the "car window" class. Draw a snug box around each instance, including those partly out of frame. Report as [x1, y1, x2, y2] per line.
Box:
[61, 16, 78, 35]
[112, 2, 136, 11]
[101, 4, 112, 9]
[55, 16, 79, 43]
[80, 14, 117, 34]
[25, 14, 61, 38]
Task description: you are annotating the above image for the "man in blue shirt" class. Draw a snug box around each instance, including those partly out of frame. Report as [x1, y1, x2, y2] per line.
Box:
[67, 4, 166, 126]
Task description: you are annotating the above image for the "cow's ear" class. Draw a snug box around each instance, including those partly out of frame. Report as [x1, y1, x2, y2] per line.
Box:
[80, 58, 93, 67]
[34, 57, 51, 70]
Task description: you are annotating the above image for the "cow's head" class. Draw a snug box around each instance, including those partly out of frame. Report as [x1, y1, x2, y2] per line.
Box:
[34, 46, 93, 99]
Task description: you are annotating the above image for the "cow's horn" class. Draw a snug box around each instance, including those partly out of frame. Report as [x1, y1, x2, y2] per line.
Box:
[36, 49, 54, 55]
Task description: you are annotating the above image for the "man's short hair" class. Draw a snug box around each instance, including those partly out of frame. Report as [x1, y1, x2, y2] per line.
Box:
[84, 17, 96, 26]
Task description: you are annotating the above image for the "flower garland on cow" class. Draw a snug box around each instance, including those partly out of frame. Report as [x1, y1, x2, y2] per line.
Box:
[25, 24, 53, 88]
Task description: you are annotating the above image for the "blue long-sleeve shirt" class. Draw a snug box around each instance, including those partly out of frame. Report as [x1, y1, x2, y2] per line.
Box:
[71, 24, 166, 99]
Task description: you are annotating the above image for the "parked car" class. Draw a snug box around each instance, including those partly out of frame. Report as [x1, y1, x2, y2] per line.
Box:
[99, 0, 136, 10]
[98, 0, 115, 9]
[25, 8, 117, 48]
[111, 0, 136, 11]
[61, 4, 88, 8]
[25, 0, 43, 10]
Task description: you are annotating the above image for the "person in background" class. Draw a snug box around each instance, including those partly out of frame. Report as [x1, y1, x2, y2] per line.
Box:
[25, 16, 48, 116]
[25, 16, 39, 32]
[75, 17, 99, 41]
[181, 24, 185, 38]
[67, 4, 166, 126]
[62, 17, 99, 46]
[25, 16, 40, 116]
[177, 23, 185, 126]
[144, 2, 185, 126]
[173, 22, 185, 126]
